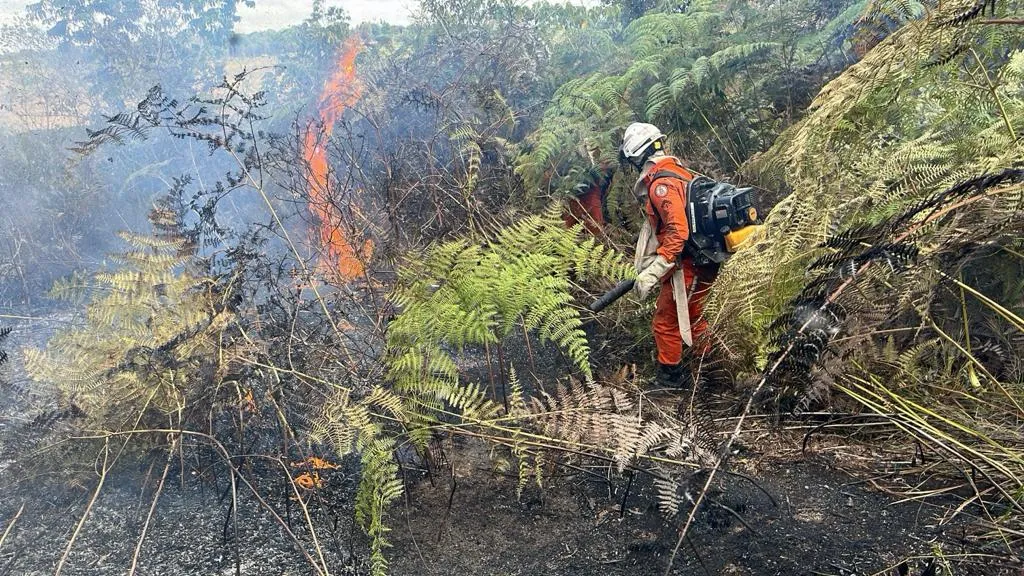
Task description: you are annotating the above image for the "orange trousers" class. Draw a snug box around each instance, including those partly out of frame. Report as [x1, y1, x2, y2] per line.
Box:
[653, 258, 718, 365]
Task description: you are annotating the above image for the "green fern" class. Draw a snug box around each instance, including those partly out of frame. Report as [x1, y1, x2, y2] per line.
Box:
[388, 205, 632, 382]
[311, 207, 635, 573]
[517, 0, 861, 197]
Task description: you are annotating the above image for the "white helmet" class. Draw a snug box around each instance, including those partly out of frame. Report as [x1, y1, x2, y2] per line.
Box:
[620, 122, 666, 162]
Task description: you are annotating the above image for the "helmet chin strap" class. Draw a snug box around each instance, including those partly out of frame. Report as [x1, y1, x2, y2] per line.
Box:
[634, 148, 665, 170]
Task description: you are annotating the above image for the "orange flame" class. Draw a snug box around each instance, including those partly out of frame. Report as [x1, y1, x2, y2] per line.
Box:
[303, 37, 372, 281]
[291, 456, 339, 470]
[293, 471, 323, 490]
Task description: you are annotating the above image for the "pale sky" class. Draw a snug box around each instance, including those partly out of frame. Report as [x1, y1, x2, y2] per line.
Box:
[0, 1, 418, 30]
[236, 0, 417, 32]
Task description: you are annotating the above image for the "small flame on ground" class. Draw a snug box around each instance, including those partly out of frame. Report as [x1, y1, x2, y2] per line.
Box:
[302, 36, 372, 282]
[291, 456, 339, 470]
[293, 471, 324, 490]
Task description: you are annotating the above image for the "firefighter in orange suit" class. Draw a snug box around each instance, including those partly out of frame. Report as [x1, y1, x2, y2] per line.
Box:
[619, 123, 718, 388]
[563, 165, 614, 236]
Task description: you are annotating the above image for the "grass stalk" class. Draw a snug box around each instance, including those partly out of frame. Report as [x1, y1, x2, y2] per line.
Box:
[54, 438, 110, 576]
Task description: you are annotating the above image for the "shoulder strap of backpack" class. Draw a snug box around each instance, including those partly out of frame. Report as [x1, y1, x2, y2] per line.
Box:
[645, 169, 693, 236]
[646, 170, 690, 187]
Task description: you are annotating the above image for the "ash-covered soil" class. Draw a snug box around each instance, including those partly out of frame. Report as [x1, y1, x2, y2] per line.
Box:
[0, 317, 1019, 576]
[0, 458, 364, 576]
[1, 433, 1016, 576]
[384, 437, 1012, 576]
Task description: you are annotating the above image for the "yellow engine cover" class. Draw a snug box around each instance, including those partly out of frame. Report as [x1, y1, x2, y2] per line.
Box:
[724, 225, 764, 252]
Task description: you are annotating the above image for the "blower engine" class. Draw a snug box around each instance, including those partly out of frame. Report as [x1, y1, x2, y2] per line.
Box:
[684, 176, 762, 266]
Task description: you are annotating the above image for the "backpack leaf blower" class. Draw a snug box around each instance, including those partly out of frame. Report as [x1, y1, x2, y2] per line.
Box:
[684, 176, 763, 266]
[588, 176, 763, 312]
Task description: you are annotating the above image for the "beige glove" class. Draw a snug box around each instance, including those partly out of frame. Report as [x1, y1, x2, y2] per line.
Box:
[634, 255, 674, 299]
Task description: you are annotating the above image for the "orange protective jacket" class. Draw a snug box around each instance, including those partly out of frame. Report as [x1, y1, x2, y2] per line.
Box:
[641, 156, 695, 263]
[634, 156, 718, 364]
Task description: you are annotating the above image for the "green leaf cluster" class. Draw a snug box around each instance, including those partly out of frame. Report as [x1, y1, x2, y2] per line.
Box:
[517, 0, 865, 201]
[389, 204, 635, 383]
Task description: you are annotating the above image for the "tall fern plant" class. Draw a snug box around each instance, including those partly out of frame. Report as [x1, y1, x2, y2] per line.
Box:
[310, 206, 634, 575]
[389, 205, 633, 382]
[24, 199, 236, 435]
[516, 0, 862, 202]
[703, 2, 1024, 562]
[709, 1, 1024, 365]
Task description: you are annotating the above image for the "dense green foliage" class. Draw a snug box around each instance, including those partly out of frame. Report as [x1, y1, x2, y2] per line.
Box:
[517, 0, 864, 203]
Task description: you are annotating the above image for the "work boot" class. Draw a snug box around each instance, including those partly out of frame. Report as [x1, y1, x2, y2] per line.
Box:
[654, 362, 694, 390]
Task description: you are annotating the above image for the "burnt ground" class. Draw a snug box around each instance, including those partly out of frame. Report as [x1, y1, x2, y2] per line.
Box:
[1, 318, 1021, 576]
[384, 433, 1020, 576]
[1, 428, 1020, 576]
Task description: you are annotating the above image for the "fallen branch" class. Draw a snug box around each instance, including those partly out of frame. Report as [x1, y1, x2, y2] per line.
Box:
[979, 19, 1024, 25]
[0, 503, 24, 552]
